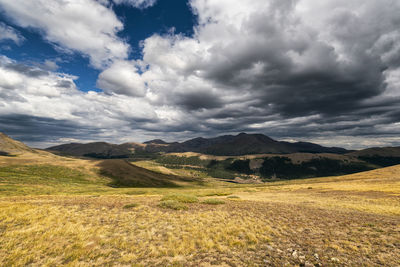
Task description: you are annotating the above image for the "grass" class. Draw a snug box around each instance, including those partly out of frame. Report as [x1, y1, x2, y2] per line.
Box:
[158, 200, 188, 210]
[123, 203, 139, 209]
[0, 153, 400, 266]
[161, 193, 199, 203]
[202, 198, 225, 205]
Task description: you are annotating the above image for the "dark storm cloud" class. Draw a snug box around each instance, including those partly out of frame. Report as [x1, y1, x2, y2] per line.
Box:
[176, 91, 223, 110]
[0, 115, 98, 145]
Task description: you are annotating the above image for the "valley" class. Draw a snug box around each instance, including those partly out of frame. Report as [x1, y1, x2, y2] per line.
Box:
[0, 133, 399, 266]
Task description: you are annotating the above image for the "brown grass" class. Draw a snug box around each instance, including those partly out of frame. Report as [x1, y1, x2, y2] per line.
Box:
[0, 152, 399, 266]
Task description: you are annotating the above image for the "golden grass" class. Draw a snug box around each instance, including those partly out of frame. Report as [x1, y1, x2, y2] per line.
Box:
[0, 196, 271, 266]
[1, 153, 400, 265]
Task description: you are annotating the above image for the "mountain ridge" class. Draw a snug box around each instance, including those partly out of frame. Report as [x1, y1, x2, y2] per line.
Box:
[47, 132, 350, 157]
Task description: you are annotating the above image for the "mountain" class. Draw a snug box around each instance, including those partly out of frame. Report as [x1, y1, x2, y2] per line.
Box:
[156, 133, 348, 155]
[47, 133, 349, 157]
[143, 139, 169, 145]
[48, 142, 144, 158]
[0, 132, 35, 155]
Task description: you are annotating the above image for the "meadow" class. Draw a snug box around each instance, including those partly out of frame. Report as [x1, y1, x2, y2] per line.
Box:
[0, 152, 399, 266]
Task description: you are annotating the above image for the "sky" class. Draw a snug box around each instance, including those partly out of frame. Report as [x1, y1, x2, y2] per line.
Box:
[0, 0, 400, 149]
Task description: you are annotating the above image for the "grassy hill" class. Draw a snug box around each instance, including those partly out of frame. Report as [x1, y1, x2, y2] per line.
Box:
[0, 132, 35, 155]
[0, 133, 399, 266]
[1, 149, 399, 266]
[98, 159, 198, 187]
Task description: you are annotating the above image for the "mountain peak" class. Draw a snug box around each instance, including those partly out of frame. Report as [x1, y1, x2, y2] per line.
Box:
[143, 139, 168, 145]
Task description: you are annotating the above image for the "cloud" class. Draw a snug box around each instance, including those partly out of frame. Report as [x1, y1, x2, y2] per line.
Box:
[112, 0, 157, 9]
[0, 22, 24, 44]
[97, 60, 146, 97]
[1, 0, 400, 149]
[0, 0, 129, 69]
[0, 56, 161, 146]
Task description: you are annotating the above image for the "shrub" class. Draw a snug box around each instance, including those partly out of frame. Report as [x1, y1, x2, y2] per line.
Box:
[125, 190, 146, 195]
[204, 191, 232, 196]
[161, 193, 199, 203]
[202, 198, 225, 205]
[158, 200, 188, 210]
[227, 195, 240, 199]
[123, 203, 139, 209]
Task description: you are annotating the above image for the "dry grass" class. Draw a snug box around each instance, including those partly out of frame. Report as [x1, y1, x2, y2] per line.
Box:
[0, 196, 271, 266]
[1, 153, 400, 266]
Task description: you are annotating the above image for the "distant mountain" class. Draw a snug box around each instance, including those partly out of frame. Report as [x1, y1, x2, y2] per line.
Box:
[48, 142, 144, 158]
[155, 133, 349, 155]
[47, 133, 350, 157]
[143, 139, 169, 145]
[0, 132, 35, 155]
[348, 147, 400, 157]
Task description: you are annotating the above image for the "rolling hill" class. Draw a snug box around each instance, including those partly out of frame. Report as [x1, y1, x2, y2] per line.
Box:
[97, 159, 193, 187]
[0, 132, 196, 189]
[0, 132, 35, 155]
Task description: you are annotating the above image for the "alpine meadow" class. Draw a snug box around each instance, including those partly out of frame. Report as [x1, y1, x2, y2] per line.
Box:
[1, 0, 400, 266]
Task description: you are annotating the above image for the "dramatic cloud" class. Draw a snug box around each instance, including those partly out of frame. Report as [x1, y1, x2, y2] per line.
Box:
[0, 56, 164, 146]
[103, 0, 400, 144]
[1, 0, 400, 148]
[0, 22, 24, 44]
[0, 0, 129, 69]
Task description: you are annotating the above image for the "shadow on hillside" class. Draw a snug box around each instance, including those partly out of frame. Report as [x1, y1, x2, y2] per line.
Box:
[97, 159, 195, 188]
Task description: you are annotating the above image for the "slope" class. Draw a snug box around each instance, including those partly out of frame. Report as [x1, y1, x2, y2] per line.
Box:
[0, 132, 35, 155]
[97, 159, 192, 187]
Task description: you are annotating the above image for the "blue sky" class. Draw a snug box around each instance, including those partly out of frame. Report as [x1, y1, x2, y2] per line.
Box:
[0, 0, 195, 92]
[0, 0, 400, 148]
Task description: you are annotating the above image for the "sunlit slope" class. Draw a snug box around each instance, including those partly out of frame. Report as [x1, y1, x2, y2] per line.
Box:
[235, 164, 400, 216]
[0, 132, 35, 155]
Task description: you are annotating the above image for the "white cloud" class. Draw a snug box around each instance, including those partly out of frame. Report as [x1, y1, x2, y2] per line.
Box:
[0, 0, 129, 69]
[0, 56, 156, 128]
[0, 22, 24, 45]
[112, 0, 157, 9]
[97, 60, 146, 97]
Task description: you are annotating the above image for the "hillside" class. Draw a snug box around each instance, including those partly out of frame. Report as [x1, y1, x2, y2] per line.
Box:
[1, 160, 399, 266]
[48, 142, 144, 158]
[0, 132, 35, 155]
[0, 134, 196, 193]
[98, 159, 193, 187]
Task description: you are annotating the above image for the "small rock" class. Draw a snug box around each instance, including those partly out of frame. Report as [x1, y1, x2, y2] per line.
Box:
[266, 245, 274, 251]
[304, 261, 313, 267]
[299, 255, 306, 260]
[331, 257, 340, 262]
[292, 250, 298, 258]
[276, 249, 283, 253]
[314, 253, 319, 260]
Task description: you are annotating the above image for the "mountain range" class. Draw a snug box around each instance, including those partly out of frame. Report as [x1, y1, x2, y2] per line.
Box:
[47, 132, 349, 157]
